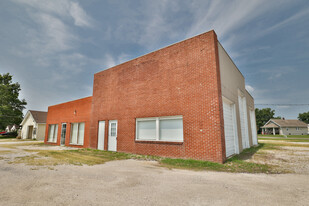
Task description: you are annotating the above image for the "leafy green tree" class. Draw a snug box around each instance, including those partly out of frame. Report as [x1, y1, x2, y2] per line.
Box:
[298, 112, 309, 124]
[255, 108, 276, 133]
[0, 73, 27, 130]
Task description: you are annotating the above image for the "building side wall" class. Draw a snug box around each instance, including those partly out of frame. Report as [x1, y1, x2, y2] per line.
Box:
[245, 90, 255, 146]
[281, 127, 308, 135]
[36, 124, 46, 140]
[218, 42, 253, 152]
[21, 115, 35, 139]
[44, 97, 92, 148]
[89, 30, 225, 163]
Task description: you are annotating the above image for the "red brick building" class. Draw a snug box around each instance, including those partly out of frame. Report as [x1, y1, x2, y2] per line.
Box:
[45, 97, 92, 148]
[45, 30, 257, 163]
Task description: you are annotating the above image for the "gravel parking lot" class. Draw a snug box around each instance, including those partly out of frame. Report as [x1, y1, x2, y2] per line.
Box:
[0, 139, 308, 206]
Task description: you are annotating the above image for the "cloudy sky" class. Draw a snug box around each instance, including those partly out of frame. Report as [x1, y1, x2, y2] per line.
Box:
[0, 0, 308, 119]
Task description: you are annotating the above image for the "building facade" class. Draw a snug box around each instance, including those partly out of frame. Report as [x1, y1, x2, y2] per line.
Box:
[45, 30, 257, 163]
[20, 110, 47, 140]
[44, 97, 92, 147]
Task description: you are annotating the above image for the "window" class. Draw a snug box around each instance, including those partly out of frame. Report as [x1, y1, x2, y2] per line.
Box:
[110, 122, 117, 136]
[70, 122, 85, 145]
[296, 127, 299, 131]
[136, 116, 183, 142]
[48, 124, 58, 143]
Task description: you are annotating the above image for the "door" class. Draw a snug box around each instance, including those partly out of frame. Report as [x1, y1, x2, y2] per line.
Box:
[27, 126, 33, 139]
[223, 101, 238, 157]
[250, 110, 258, 145]
[108, 120, 117, 151]
[60, 123, 67, 146]
[97, 121, 105, 150]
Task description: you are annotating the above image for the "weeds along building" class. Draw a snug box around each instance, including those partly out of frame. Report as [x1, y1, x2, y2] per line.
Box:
[45, 30, 258, 163]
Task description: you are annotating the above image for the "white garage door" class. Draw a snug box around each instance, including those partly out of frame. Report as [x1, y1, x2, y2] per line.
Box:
[223, 101, 237, 157]
[238, 96, 250, 149]
[250, 110, 258, 145]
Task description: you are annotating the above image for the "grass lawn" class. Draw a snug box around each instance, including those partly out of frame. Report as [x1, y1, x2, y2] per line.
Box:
[6, 142, 277, 174]
[258, 138, 309, 142]
[7, 139, 309, 173]
[258, 134, 309, 138]
[160, 144, 275, 173]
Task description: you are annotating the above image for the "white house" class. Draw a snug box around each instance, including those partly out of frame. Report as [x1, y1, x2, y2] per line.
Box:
[5, 124, 19, 132]
[20, 110, 47, 140]
[261, 119, 308, 136]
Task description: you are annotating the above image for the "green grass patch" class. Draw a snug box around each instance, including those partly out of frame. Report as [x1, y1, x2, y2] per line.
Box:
[287, 135, 309, 138]
[258, 134, 284, 137]
[258, 134, 309, 138]
[160, 144, 277, 173]
[0, 141, 44, 149]
[12, 149, 132, 166]
[258, 138, 309, 142]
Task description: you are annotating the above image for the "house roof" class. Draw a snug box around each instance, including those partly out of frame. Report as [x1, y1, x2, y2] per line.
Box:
[29, 110, 47, 123]
[21, 110, 47, 125]
[264, 119, 308, 128]
[261, 122, 279, 128]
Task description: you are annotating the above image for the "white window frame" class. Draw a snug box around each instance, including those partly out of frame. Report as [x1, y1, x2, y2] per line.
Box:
[47, 124, 58, 143]
[135, 116, 183, 142]
[69, 122, 85, 146]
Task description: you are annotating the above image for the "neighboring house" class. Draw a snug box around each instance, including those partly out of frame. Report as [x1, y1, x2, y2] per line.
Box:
[5, 124, 19, 132]
[261, 119, 308, 135]
[21, 110, 47, 140]
[45, 30, 257, 163]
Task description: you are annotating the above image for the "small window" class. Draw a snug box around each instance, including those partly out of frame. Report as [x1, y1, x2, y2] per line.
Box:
[287, 128, 289, 131]
[296, 127, 299, 131]
[110, 123, 117, 136]
[48, 124, 58, 143]
[70, 122, 85, 145]
[136, 116, 183, 142]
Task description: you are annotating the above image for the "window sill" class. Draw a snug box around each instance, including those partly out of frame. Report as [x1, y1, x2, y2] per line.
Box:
[135, 140, 183, 145]
[69, 143, 84, 146]
[47, 141, 57, 143]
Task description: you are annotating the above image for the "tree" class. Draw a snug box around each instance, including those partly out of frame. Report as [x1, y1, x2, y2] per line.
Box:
[0, 73, 27, 130]
[255, 108, 276, 133]
[298, 112, 309, 124]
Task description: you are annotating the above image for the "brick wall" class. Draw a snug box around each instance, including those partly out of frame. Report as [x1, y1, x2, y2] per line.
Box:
[44, 96, 92, 148]
[89, 30, 226, 163]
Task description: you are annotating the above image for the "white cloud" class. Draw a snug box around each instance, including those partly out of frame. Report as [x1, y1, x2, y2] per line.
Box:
[102, 53, 131, 70]
[12, 0, 95, 28]
[259, 7, 309, 37]
[186, 0, 273, 38]
[245, 85, 255, 93]
[31, 13, 77, 53]
[260, 67, 295, 80]
[69, 2, 95, 28]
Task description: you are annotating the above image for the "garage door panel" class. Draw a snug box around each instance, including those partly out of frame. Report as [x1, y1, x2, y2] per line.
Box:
[223, 101, 236, 157]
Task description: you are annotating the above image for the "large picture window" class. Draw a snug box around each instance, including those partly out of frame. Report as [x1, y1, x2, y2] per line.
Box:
[136, 116, 183, 142]
[70, 122, 85, 145]
[48, 124, 58, 143]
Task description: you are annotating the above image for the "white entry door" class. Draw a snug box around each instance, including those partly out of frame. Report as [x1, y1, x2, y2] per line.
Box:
[108, 120, 117, 151]
[223, 101, 239, 157]
[97, 121, 105, 150]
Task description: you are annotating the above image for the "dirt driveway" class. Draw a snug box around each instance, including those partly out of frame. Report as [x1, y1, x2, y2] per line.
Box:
[0, 139, 308, 206]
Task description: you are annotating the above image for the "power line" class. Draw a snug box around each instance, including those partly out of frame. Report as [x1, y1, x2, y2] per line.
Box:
[255, 104, 309, 106]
